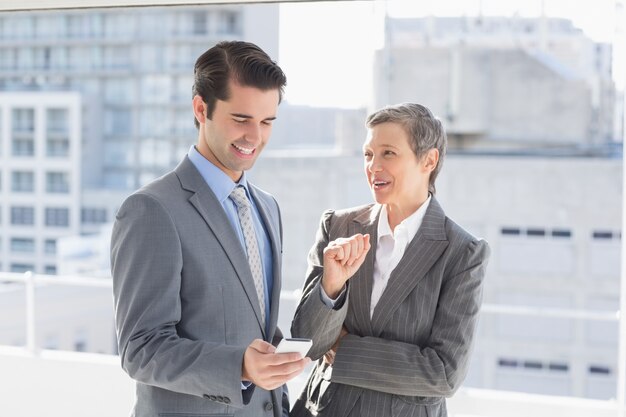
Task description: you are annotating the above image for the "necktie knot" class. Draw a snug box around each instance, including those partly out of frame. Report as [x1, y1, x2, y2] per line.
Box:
[230, 186, 250, 209]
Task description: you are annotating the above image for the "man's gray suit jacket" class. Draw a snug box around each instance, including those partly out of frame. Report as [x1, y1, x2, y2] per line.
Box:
[111, 156, 286, 417]
[290, 198, 490, 417]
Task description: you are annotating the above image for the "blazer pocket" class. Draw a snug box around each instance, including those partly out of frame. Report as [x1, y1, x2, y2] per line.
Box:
[305, 362, 337, 413]
[159, 414, 234, 417]
[391, 395, 444, 417]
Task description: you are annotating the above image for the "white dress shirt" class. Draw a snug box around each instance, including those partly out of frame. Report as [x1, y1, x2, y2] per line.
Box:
[370, 195, 431, 317]
[320, 195, 431, 317]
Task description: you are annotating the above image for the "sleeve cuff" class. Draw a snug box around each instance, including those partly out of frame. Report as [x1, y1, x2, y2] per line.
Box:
[319, 284, 347, 309]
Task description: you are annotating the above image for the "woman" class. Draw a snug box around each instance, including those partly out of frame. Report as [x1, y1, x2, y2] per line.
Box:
[290, 103, 490, 417]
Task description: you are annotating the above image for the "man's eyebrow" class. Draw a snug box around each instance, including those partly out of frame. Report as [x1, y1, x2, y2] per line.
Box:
[230, 113, 277, 121]
[230, 113, 252, 119]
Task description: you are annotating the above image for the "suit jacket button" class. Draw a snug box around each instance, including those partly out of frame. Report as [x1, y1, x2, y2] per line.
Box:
[223, 397, 231, 404]
[208, 395, 217, 401]
[264, 402, 273, 411]
[217, 395, 224, 402]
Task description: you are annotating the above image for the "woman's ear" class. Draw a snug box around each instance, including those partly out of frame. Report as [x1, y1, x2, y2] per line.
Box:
[423, 148, 439, 173]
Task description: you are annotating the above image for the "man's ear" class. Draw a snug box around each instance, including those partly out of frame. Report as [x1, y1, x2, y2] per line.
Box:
[192, 95, 206, 126]
[423, 148, 439, 173]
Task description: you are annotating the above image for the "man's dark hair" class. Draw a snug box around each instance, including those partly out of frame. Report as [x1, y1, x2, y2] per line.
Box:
[192, 40, 287, 129]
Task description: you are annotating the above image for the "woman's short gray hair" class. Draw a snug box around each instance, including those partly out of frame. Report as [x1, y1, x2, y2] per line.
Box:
[366, 103, 447, 194]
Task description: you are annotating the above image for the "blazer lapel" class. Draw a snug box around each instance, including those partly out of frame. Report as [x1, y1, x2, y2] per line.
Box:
[349, 205, 381, 337]
[248, 185, 282, 340]
[370, 198, 449, 336]
[175, 157, 266, 336]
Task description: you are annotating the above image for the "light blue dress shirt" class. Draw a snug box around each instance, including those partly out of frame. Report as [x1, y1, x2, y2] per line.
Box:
[187, 146, 274, 335]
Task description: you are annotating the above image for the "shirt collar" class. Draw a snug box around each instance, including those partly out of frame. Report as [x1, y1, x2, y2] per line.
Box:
[377, 194, 432, 242]
[187, 145, 250, 203]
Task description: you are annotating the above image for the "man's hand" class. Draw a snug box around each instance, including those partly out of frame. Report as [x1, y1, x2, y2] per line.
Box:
[324, 326, 348, 365]
[242, 339, 311, 391]
[322, 233, 371, 298]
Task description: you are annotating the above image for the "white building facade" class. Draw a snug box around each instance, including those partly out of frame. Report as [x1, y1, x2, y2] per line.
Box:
[375, 16, 617, 150]
[0, 92, 81, 274]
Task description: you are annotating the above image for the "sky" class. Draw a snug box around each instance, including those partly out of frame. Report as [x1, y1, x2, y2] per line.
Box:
[278, 0, 625, 109]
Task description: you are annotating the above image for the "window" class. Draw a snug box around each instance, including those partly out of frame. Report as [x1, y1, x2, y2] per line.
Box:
[44, 239, 57, 254]
[17, 47, 34, 69]
[45, 207, 69, 227]
[103, 140, 133, 167]
[46, 172, 70, 193]
[192, 12, 207, 35]
[74, 329, 88, 352]
[68, 46, 89, 70]
[552, 229, 572, 238]
[11, 171, 34, 192]
[527, 228, 546, 237]
[218, 10, 240, 35]
[498, 358, 518, 368]
[104, 46, 131, 69]
[47, 137, 70, 157]
[66, 15, 85, 38]
[12, 137, 34, 156]
[10, 238, 35, 253]
[0, 48, 16, 70]
[104, 109, 131, 135]
[81, 208, 107, 224]
[10, 263, 34, 273]
[47, 108, 68, 133]
[12, 108, 34, 132]
[140, 75, 171, 104]
[43, 334, 59, 350]
[139, 109, 170, 136]
[593, 231, 613, 240]
[33, 46, 51, 70]
[11, 206, 35, 225]
[549, 363, 569, 372]
[49, 46, 68, 70]
[12, 108, 35, 156]
[104, 77, 134, 104]
[44, 265, 57, 275]
[588, 365, 611, 375]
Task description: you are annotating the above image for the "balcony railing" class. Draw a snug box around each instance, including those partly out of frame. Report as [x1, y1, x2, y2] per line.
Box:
[1, 271, 625, 417]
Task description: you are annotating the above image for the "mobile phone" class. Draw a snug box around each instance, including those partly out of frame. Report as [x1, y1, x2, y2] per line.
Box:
[275, 337, 313, 357]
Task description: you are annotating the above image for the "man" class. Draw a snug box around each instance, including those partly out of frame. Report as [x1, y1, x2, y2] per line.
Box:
[111, 40, 309, 417]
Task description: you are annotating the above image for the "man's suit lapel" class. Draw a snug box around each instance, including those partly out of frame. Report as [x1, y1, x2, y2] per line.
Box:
[248, 185, 281, 340]
[175, 157, 266, 336]
[348, 205, 380, 337]
[370, 198, 449, 337]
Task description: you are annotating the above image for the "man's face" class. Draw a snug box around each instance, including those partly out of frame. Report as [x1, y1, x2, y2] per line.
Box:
[196, 79, 279, 182]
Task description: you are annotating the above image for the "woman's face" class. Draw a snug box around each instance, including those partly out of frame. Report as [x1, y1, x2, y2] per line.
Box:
[363, 122, 433, 209]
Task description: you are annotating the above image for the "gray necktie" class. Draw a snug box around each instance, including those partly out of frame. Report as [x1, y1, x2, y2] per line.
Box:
[230, 186, 266, 327]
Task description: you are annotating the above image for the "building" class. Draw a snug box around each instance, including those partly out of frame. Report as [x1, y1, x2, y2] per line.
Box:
[0, 92, 81, 274]
[0, 4, 622, 406]
[375, 16, 617, 152]
[0, 5, 278, 191]
[0, 4, 279, 274]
